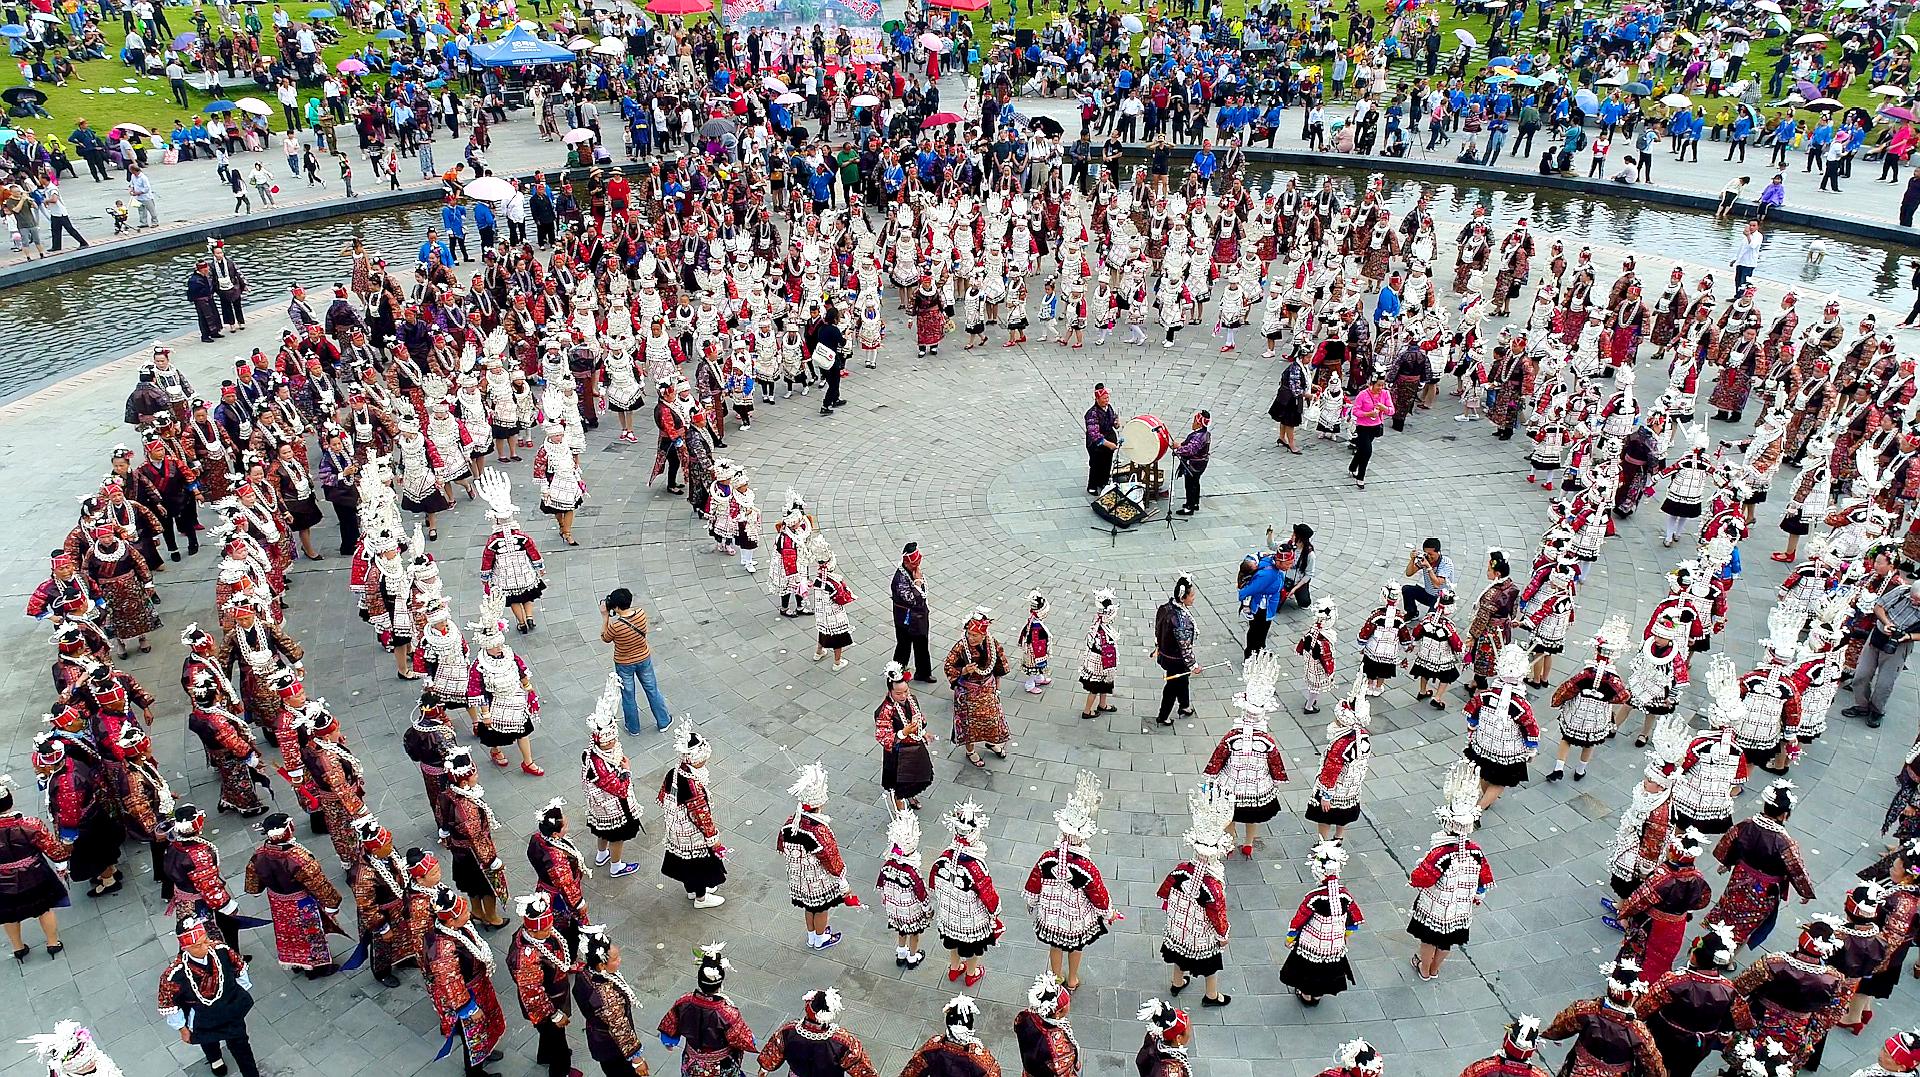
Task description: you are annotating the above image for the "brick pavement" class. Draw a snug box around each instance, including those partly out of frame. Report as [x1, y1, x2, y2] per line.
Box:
[0, 225, 1912, 1077]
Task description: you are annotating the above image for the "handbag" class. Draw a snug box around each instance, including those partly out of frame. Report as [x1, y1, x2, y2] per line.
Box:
[810, 342, 837, 370]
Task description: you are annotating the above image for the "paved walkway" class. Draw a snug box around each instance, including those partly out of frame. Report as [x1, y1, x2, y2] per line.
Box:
[0, 125, 1915, 1077]
[17, 71, 1917, 276]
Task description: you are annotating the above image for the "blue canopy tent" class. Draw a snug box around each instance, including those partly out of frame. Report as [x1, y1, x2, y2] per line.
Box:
[469, 26, 576, 66]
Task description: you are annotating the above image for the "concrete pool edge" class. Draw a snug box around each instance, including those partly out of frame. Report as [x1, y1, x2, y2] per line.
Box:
[4, 145, 1913, 296]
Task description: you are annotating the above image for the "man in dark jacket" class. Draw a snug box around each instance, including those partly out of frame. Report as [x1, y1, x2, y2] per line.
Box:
[890, 543, 934, 682]
[186, 261, 223, 342]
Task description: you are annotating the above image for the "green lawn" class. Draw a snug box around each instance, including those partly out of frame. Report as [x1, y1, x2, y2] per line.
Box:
[959, 0, 1920, 126]
[2, 20, 387, 143]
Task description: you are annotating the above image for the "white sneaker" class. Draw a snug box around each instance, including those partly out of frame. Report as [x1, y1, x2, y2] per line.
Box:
[608, 861, 639, 878]
[693, 893, 726, 909]
[594, 850, 612, 867]
[812, 651, 826, 662]
[831, 659, 848, 671]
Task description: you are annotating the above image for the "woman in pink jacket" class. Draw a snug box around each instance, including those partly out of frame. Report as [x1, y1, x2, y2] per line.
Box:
[1347, 373, 1395, 489]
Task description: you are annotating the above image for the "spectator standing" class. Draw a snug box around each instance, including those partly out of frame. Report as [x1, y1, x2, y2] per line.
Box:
[1843, 574, 1920, 729]
[600, 589, 674, 735]
[1730, 221, 1763, 292]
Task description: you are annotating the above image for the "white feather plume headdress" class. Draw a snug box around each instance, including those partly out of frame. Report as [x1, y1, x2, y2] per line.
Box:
[1053, 771, 1104, 844]
[1184, 781, 1235, 859]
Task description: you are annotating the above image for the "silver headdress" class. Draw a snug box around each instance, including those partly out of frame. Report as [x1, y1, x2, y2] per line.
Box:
[1183, 781, 1235, 859]
[1052, 770, 1104, 844]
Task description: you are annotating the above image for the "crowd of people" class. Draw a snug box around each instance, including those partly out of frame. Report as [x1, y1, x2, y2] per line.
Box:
[4, 3, 1920, 1077]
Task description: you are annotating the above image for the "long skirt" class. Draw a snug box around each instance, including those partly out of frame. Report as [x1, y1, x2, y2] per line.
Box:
[952, 680, 1009, 744]
[211, 755, 265, 813]
[99, 575, 161, 638]
[450, 845, 508, 902]
[1627, 909, 1692, 982]
[1706, 869, 1781, 948]
[916, 307, 946, 346]
[1279, 951, 1353, 999]
[268, 889, 334, 969]
[455, 976, 508, 1060]
[1707, 365, 1751, 413]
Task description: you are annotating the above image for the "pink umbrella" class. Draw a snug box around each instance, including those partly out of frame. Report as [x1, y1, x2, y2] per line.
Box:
[922, 111, 961, 127]
[337, 58, 369, 74]
[1881, 105, 1917, 122]
[646, 0, 710, 13]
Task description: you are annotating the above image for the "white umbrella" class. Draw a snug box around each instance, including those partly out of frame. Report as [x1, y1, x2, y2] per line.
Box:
[1596, 73, 1626, 85]
[567, 36, 595, 49]
[917, 31, 946, 51]
[1871, 84, 1909, 98]
[1752, 0, 1780, 9]
[1769, 13, 1791, 30]
[1793, 32, 1828, 45]
[1120, 12, 1143, 32]
[1661, 93, 1691, 106]
[591, 38, 623, 55]
[114, 122, 153, 137]
[761, 75, 788, 93]
[1899, 33, 1918, 52]
[1804, 97, 1843, 110]
[1539, 69, 1562, 83]
[850, 93, 880, 107]
[464, 175, 514, 201]
[233, 96, 272, 115]
[1675, 29, 1699, 44]
[564, 127, 596, 143]
[30, 11, 59, 22]
[1453, 27, 1477, 47]
[774, 91, 804, 105]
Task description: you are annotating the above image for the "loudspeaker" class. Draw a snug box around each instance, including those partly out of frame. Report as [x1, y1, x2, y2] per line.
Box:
[1014, 28, 1035, 48]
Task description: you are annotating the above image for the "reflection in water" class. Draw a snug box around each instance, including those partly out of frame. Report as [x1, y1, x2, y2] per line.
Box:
[1, 170, 1912, 402]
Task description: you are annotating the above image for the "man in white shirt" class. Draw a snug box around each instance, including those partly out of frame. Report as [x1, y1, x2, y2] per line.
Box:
[1730, 220, 1763, 292]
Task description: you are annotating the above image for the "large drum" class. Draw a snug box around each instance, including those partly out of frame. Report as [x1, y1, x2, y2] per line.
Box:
[1118, 415, 1170, 465]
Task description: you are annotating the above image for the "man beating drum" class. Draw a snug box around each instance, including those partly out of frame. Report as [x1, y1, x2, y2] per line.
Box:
[1085, 383, 1119, 496]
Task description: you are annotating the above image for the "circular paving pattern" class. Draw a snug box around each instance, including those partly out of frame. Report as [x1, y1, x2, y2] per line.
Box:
[0, 227, 1911, 1077]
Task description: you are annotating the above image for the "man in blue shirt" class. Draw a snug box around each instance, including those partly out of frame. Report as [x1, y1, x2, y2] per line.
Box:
[1806, 118, 1832, 173]
[441, 197, 470, 263]
[1374, 278, 1401, 323]
[472, 198, 496, 251]
[1193, 141, 1217, 190]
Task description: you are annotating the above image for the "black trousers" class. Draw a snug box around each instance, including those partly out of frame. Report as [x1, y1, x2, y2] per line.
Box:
[1350, 423, 1381, 480]
[1157, 657, 1191, 721]
[656, 438, 682, 488]
[821, 365, 843, 408]
[162, 496, 200, 553]
[199, 1035, 261, 1077]
[534, 1017, 572, 1077]
[85, 151, 112, 181]
[1087, 444, 1113, 492]
[49, 216, 87, 250]
[1244, 610, 1270, 657]
[892, 625, 933, 681]
[1181, 470, 1200, 511]
[598, 1059, 636, 1077]
[535, 217, 556, 246]
[218, 289, 246, 326]
[193, 298, 223, 340]
[1646, 1017, 1713, 1077]
[328, 496, 360, 554]
[1401, 584, 1439, 620]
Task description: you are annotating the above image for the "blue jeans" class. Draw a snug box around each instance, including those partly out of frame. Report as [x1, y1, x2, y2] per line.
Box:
[616, 658, 671, 734]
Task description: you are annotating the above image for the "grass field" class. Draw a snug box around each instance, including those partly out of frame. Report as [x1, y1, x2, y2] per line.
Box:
[2, 20, 389, 143]
[958, 0, 1920, 124]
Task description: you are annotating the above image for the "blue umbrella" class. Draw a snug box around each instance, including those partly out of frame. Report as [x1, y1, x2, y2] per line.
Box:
[429, 21, 452, 33]
[1512, 74, 1542, 86]
[307, 6, 336, 16]
[1486, 72, 1512, 83]
[0, 24, 26, 37]
[1625, 81, 1651, 95]
[374, 27, 404, 39]
[203, 99, 237, 112]
[1488, 54, 1513, 67]
[173, 31, 200, 47]
[425, 77, 446, 88]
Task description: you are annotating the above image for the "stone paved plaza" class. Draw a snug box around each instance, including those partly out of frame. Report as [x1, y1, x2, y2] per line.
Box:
[0, 219, 1914, 1077]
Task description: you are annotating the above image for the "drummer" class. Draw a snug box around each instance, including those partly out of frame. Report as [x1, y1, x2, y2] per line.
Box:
[1085, 383, 1119, 496]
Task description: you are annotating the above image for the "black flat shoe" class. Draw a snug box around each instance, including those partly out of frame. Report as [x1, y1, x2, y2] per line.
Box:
[1202, 994, 1232, 1007]
[376, 972, 402, 988]
[1168, 976, 1190, 996]
[1098, 705, 1117, 713]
